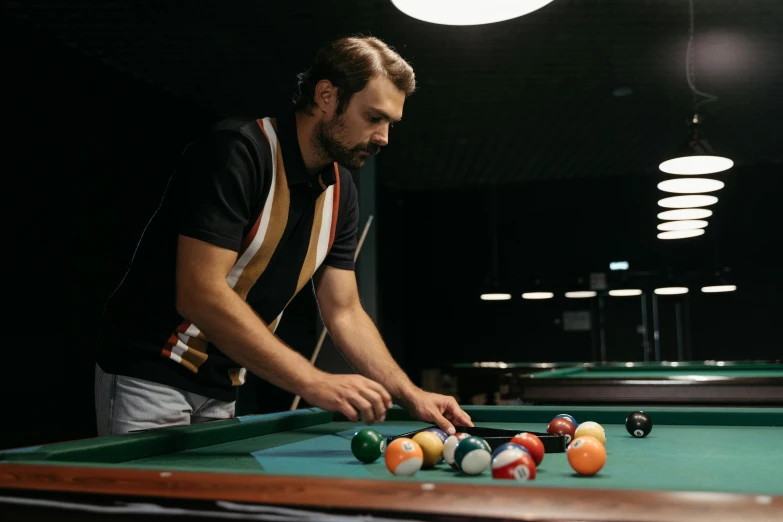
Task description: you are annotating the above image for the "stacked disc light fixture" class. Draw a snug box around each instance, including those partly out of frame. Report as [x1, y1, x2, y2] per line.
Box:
[657, 0, 732, 240]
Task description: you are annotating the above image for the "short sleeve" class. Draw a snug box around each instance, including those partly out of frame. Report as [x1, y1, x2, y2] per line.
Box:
[175, 129, 262, 252]
[322, 174, 359, 270]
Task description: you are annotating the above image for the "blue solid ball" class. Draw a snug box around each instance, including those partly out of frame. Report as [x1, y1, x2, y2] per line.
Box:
[491, 442, 531, 459]
[554, 413, 578, 428]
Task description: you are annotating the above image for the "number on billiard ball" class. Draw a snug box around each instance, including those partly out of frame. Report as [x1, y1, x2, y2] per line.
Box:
[625, 410, 652, 438]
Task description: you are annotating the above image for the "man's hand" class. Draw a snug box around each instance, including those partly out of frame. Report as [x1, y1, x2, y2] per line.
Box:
[399, 390, 474, 435]
[300, 373, 393, 425]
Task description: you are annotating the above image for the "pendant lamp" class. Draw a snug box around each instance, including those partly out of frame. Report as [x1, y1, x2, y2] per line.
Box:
[659, 0, 733, 175]
[391, 0, 556, 26]
[659, 114, 733, 175]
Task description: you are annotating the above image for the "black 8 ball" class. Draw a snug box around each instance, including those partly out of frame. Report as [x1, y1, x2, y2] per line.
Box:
[625, 410, 652, 438]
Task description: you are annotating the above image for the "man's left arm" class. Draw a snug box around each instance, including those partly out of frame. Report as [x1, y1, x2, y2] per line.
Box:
[313, 264, 472, 434]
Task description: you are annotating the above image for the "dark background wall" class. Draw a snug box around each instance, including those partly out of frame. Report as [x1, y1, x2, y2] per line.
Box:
[2, 14, 206, 449]
[2, 1, 781, 450]
[379, 169, 781, 387]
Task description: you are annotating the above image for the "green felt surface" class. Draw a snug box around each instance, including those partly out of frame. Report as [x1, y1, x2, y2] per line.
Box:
[125, 421, 783, 495]
[3, 406, 782, 496]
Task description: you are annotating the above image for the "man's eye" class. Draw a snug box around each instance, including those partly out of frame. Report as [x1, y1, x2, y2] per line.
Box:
[369, 116, 382, 123]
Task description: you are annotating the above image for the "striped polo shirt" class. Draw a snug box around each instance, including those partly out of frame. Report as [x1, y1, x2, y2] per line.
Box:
[96, 111, 359, 401]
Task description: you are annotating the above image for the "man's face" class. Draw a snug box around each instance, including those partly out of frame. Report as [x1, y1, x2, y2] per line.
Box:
[316, 76, 405, 169]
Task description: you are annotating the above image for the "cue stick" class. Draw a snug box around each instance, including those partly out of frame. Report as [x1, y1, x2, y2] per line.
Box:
[289, 214, 375, 411]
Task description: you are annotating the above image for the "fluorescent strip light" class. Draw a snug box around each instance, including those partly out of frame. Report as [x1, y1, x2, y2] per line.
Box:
[565, 291, 597, 299]
[481, 293, 511, 301]
[701, 285, 737, 293]
[609, 289, 642, 297]
[522, 292, 554, 300]
[654, 287, 689, 295]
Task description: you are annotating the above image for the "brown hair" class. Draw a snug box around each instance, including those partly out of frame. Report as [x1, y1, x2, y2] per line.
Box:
[294, 36, 416, 114]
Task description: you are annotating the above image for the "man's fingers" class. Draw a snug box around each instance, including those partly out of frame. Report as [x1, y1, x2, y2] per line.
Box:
[349, 395, 376, 424]
[339, 401, 359, 422]
[446, 398, 473, 427]
[430, 409, 455, 435]
[359, 388, 388, 422]
[366, 379, 393, 409]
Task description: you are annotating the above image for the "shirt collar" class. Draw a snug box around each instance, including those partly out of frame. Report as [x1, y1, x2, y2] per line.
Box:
[277, 110, 337, 192]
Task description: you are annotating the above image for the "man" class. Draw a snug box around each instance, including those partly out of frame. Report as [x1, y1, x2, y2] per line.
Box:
[95, 36, 473, 437]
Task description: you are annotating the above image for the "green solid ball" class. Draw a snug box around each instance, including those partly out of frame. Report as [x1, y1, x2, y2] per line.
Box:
[454, 436, 492, 475]
[351, 428, 386, 463]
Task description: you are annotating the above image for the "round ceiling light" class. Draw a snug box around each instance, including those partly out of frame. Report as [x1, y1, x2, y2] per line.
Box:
[657, 220, 709, 231]
[657, 208, 713, 220]
[658, 195, 718, 208]
[657, 178, 725, 194]
[657, 229, 706, 240]
[390, 0, 555, 26]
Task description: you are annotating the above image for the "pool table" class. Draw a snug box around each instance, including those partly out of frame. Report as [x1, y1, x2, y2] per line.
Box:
[506, 362, 783, 406]
[447, 362, 590, 405]
[1, 405, 781, 521]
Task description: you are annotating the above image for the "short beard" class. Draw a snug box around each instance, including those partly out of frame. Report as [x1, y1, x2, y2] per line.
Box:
[314, 113, 379, 170]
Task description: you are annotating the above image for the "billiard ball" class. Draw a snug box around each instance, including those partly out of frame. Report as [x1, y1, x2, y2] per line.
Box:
[574, 421, 606, 446]
[547, 417, 576, 444]
[351, 428, 386, 463]
[491, 442, 531, 460]
[626, 410, 653, 438]
[454, 436, 492, 475]
[412, 430, 444, 468]
[509, 432, 545, 466]
[567, 435, 606, 476]
[554, 413, 578, 428]
[424, 427, 449, 444]
[443, 432, 471, 469]
[384, 438, 423, 476]
[491, 447, 536, 481]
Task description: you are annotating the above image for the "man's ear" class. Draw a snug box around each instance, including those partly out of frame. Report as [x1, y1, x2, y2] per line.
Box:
[314, 80, 337, 114]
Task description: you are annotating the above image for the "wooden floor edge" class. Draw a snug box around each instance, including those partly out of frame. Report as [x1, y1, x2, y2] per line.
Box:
[1, 463, 781, 522]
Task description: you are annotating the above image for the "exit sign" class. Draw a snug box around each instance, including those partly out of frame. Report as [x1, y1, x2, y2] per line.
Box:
[610, 261, 629, 271]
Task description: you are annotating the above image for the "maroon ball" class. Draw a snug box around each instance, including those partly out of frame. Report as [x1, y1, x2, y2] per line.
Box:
[547, 417, 576, 444]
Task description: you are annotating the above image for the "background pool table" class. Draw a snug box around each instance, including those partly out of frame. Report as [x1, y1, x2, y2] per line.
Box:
[1, 405, 781, 521]
[446, 360, 783, 406]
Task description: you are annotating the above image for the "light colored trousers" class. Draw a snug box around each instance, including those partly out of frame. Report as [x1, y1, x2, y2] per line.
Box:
[94, 364, 235, 436]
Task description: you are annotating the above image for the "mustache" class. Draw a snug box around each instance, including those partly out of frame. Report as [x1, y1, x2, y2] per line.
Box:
[358, 143, 381, 155]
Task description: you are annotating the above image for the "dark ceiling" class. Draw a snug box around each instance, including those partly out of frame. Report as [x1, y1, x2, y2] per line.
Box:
[5, 0, 782, 190]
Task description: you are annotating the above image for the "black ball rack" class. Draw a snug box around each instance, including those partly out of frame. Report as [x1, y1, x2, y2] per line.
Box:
[386, 425, 567, 453]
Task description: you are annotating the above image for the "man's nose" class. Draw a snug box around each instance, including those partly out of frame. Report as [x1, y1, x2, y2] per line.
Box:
[372, 125, 389, 147]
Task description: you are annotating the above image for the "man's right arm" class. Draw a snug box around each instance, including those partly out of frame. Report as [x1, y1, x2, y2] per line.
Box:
[174, 235, 392, 423]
